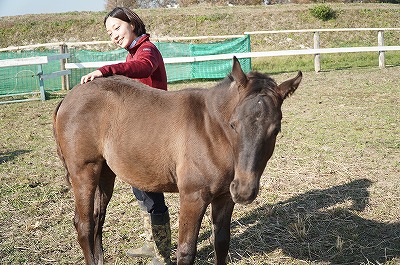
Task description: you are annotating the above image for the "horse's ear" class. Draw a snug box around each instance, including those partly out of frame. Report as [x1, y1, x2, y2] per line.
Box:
[231, 56, 248, 89]
[276, 71, 302, 100]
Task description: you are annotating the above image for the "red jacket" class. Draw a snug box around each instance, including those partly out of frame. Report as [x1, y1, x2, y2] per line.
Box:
[98, 34, 167, 91]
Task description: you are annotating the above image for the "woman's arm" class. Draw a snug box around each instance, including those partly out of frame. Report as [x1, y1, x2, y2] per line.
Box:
[98, 44, 160, 79]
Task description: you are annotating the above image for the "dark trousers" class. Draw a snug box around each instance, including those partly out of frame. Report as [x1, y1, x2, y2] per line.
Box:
[132, 187, 168, 214]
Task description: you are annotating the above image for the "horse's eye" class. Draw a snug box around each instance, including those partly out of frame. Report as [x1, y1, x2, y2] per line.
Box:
[230, 122, 237, 132]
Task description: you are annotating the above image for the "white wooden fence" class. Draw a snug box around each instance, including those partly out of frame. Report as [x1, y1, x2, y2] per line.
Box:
[0, 54, 70, 104]
[0, 28, 399, 104]
[64, 28, 400, 73]
[244, 28, 400, 72]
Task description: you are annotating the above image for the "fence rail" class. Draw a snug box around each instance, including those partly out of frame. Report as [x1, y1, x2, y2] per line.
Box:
[65, 45, 400, 69]
[0, 28, 399, 104]
[243, 27, 400, 34]
[247, 27, 400, 72]
[2, 28, 399, 72]
[63, 27, 400, 73]
[0, 54, 70, 104]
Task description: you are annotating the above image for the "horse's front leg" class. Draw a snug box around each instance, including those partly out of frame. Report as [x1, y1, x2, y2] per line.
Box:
[70, 162, 103, 265]
[210, 193, 235, 265]
[176, 192, 208, 265]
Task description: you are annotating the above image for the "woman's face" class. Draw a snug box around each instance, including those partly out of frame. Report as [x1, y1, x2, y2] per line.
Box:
[105, 16, 136, 49]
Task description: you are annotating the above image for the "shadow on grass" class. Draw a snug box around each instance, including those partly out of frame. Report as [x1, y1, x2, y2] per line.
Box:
[0, 150, 30, 164]
[197, 178, 400, 264]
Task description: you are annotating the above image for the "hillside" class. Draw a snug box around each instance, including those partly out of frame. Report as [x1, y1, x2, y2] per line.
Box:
[0, 3, 399, 51]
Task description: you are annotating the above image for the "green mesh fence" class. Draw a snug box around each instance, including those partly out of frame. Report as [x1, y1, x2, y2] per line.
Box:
[0, 49, 61, 96]
[67, 48, 127, 87]
[156, 35, 251, 82]
[68, 35, 251, 86]
[0, 36, 251, 96]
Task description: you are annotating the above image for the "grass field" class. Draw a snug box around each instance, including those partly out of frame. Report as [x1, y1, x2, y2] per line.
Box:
[1, 4, 400, 90]
[0, 65, 399, 264]
[1, 3, 400, 49]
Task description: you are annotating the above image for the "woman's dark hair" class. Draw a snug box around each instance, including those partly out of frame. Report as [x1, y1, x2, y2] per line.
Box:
[104, 7, 146, 36]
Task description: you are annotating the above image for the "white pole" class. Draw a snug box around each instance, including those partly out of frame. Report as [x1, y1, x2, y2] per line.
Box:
[378, 30, 385, 69]
[314, 31, 321, 73]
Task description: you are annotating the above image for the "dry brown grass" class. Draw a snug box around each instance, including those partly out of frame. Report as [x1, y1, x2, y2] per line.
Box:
[1, 4, 399, 50]
[1, 65, 399, 264]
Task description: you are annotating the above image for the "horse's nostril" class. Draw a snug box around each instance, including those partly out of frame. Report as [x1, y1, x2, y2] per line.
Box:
[251, 189, 257, 200]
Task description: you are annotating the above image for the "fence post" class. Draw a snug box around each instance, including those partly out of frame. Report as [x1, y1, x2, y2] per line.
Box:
[378, 30, 385, 69]
[37, 64, 46, 101]
[59, 44, 69, 90]
[313, 31, 321, 73]
[65, 45, 70, 90]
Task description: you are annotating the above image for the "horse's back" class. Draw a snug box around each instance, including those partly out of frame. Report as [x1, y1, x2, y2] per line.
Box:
[58, 76, 174, 133]
[61, 75, 162, 112]
[54, 76, 195, 191]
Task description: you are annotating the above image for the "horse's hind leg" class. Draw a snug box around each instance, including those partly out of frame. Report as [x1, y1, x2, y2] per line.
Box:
[71, 161, 103, 265]
[210, 194, 235, 265]
[93, 162, 116, 264]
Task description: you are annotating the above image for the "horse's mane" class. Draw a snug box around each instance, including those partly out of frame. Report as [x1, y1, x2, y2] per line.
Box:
[96, 72, 277, 99]
[247, 71, 277, 94]
[215, 71, 278, 95]
[212, 75, 234, 90]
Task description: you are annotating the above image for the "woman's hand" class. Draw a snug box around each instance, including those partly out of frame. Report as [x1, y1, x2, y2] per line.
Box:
[80, 70, 103, 84]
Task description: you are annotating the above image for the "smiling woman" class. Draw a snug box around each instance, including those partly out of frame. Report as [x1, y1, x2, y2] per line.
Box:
[79, 7, 167, 90]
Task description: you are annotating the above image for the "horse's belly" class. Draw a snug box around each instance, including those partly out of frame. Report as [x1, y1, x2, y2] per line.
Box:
[124, 169, 177, 192]
[105, 151, 178, 193]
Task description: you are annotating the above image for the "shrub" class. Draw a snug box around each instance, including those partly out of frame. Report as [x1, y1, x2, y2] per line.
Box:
[310, 4, 336, 21]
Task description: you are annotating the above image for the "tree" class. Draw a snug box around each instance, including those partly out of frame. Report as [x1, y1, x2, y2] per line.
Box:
[105, 0, 177, 9]
[105, 0, 137, 10]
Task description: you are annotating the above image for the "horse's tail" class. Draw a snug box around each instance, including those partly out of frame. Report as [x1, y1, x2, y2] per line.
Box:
[53, 100, 72, 188]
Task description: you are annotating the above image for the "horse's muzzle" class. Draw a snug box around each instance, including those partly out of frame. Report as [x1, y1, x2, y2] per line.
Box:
[229, 178, 259, 205]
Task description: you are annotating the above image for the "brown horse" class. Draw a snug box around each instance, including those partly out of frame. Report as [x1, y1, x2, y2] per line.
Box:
[53, 57, 302, 265]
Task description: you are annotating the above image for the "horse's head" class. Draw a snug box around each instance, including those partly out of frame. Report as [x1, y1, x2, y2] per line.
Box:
[228, 57, 302, 205]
